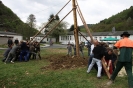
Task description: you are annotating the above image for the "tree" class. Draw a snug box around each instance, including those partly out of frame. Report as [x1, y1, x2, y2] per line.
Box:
[48, 14, 60, 22]
[69, 24, 80, 31]
[46, 14, 68, 42]
[26, 14, 36, 28]
[26, 14, 36, 39]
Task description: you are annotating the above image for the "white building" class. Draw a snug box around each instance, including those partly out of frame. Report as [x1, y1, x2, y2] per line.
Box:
[59, 31, 87, 44]
[59, 30, 133, 44]
[30, 34, 56, 43]
[0, 31, 23, 44]
[89, 31, 133, 42]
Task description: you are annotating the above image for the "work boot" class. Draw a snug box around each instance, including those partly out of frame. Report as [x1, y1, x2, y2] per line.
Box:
[11, 61, 14, 63]
[97, 77, 101, 79]
[107, 80, 114, 86]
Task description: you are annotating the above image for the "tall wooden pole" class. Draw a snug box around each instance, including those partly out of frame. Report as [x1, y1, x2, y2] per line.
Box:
[75, 0, 93, 43]
[72, 0, 80, 56]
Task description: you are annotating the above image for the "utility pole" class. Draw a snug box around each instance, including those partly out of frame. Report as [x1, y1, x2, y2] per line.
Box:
[72, 0, 80, 56]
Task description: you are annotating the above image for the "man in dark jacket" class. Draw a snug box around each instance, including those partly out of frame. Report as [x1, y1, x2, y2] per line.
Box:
[19, 40, 29, 61]
[5, 44, 20, 64]
[87, 40, 105, 78]
[7, 38, 13, 47]
[14, 38, 19, 45]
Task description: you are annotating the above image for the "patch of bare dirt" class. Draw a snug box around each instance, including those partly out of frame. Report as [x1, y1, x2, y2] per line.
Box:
[41, 55, 88, 70]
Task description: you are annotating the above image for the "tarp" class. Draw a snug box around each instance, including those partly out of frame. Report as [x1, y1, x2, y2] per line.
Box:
[101, 37, 119, 41]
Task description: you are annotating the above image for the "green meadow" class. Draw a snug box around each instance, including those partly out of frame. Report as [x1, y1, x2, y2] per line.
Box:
[0, 48, 129, 88]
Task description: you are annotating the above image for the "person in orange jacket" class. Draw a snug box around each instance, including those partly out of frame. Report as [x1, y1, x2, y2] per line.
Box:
[107, 31, 133, 88]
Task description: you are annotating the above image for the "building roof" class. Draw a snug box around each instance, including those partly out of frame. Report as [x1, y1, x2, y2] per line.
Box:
[60, 30, 133, 36]
[67, 31, 87, 36]
[0, 31, 21, 35]
[89, 30, 133, 36]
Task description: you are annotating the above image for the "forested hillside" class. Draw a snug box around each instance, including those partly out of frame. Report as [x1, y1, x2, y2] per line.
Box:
[90, 6, 133, 32]
[79, 6, 133, 32]
[0, 1, 38, 39]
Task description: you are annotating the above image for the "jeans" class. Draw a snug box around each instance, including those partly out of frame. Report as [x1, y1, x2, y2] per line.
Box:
[20, 50, 29, 61]
[88, 54, 94, 67]
[87, 58, 102, 77]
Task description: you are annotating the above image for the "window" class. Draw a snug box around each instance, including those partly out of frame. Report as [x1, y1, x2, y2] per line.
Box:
[70, 36, 71, 40]
[66, 36, 67, 40]
[99, 37, 101, 39]
[95, 37, 97, 40]
[61, 36, 62, 40]
[68, 36, 69, 40]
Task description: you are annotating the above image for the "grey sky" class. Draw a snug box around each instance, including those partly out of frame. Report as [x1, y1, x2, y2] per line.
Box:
[1, 0, 133, 28]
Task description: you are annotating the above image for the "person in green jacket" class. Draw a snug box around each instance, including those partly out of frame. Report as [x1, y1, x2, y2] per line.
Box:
[107, 31, 133, 88]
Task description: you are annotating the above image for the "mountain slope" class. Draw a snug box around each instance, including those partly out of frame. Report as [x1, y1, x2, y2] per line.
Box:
[79, 6, 133, 32]
[0, 1, 38, 39]
[91, 6, 133, 32]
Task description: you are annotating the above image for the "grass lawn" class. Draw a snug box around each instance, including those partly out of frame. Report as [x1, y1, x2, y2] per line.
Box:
[0, 48, 129, 88]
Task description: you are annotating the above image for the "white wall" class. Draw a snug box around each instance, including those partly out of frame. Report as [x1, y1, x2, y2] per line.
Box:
[59, 35, 87, 44]
[60, 33, 133, 44]
[30, 37, 56, 43]
[0, 34, 23, 44]
[13, 35, 23, 42]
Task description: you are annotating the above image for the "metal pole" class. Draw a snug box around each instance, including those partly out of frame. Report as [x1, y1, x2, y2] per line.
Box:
[72, 0, 80, 56]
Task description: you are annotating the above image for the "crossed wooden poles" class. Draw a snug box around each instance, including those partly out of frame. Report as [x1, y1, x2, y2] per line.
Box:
[29, 0, 111, 79]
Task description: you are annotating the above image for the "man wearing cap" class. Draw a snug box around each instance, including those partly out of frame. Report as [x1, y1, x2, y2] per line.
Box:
[107, 31, 133, 88]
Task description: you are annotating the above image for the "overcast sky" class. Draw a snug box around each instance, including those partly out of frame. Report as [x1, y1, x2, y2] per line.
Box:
[1, 0, 133, 28]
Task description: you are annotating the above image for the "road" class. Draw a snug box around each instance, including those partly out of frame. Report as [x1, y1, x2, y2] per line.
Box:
[41, 44, 67, 49]
[0, 44, 67, 50]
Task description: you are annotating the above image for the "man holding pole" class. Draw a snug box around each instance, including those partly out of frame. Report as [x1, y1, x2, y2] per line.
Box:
[107, 31, 133, 88]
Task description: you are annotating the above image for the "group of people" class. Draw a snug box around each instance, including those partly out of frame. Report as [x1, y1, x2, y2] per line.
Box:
[1, 31, 133, 88]
[2, 38, 41, 64]
[67, 42, 84, 57]
[87, 40, 117, 78]
[86, 31, 133, 88]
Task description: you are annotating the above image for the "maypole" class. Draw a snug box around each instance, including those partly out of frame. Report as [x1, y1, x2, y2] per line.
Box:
[72, 0, 80, 56]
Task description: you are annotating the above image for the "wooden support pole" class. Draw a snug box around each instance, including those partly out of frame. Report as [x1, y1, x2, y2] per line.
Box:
[29, 0, 71, 43]
[72, 0, 80, 56]
[39, 9, 73, 43]
[101, 57, 111, 79]
[78, 31, 88, 41]
[75, 0, 94, 43]
[76, 0, 111, 79]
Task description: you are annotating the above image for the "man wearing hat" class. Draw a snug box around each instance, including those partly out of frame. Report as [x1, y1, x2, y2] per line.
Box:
[107, 31, 133, 88]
